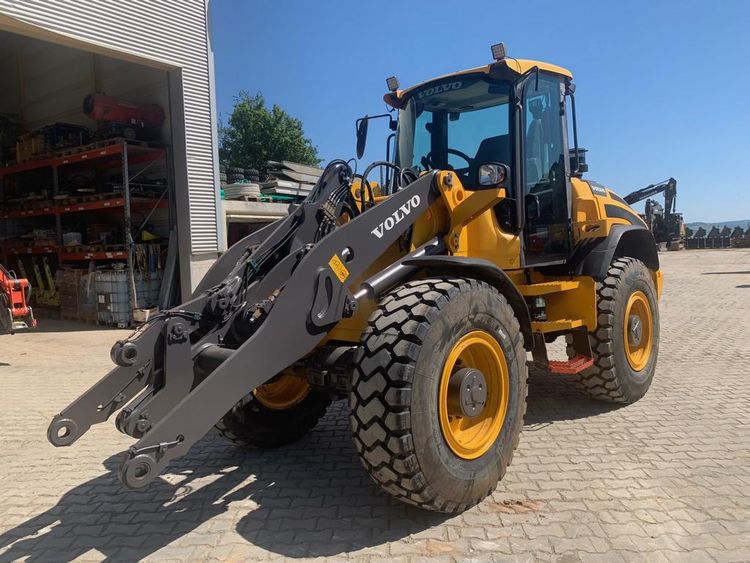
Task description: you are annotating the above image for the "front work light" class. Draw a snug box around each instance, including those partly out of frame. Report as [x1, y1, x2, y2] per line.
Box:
[386, 76, 400, 92]
[491, 42, 506, 61]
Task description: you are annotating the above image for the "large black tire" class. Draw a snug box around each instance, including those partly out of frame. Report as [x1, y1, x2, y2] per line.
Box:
[567, 257, 659, 403]
[350, 278, 527, 513]
[215, 387, 331, 449]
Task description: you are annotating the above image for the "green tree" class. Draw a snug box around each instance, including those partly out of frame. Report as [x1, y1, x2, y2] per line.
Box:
[219, 92, 320, 176]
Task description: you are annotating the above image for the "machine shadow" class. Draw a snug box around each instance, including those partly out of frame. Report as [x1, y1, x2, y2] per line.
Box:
[0, 375, 617, 561]
[525, 365, 623, 425]
[702, 270, 750, 275]
[0, 446, 254, 562]
[234, 375, 619, 558]
[0, 409, 447, 561]
[230, 407, 450, 557]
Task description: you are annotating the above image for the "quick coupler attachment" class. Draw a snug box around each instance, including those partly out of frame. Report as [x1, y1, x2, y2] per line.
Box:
[46, 320, 164, 447]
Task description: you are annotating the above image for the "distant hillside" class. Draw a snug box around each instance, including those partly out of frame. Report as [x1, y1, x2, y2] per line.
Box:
[686, 219, 750, 230]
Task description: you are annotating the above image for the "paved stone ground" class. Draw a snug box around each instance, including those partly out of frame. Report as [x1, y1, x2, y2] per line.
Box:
[0, 249, 749, 562]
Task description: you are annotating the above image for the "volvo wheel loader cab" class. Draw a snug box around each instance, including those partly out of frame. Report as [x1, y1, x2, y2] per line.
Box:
[48, 44, 662, 514]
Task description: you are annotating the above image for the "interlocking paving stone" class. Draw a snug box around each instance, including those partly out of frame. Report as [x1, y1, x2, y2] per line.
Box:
[1, 249, 749, 561]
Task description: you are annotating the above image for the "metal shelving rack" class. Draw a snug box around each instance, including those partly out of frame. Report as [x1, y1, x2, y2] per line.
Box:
[0, 139, 167, 319]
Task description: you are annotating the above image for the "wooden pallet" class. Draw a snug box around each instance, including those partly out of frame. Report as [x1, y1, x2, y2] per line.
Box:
[60, 193, 117, 204]
[93, 137, 149, 149]
[7, 241, 57, 251]
[17, 137, 151, 162]
[17, 152, 54, 163]
[0, 200, 53, 213]
[61, 244, 124, 254]
[55, 143, 95, 157]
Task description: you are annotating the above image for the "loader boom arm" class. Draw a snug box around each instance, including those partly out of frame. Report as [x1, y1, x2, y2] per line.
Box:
[48, 164, 440, 488]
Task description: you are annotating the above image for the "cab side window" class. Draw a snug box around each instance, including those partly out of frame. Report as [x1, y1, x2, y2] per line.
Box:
[524, 76, 565, 194]
[522, 74, 569, 259]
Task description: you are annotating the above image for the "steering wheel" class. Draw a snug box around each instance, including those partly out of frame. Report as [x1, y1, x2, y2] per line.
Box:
[422, 148, 473, 172]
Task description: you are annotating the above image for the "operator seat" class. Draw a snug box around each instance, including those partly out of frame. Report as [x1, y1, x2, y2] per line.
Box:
[474, 134, 511, 167]
[473, 135, 516, 231]
[471, 134, 511, 189]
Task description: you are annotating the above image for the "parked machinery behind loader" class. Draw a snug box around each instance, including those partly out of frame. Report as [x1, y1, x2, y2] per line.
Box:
[623, 178, 684, 250]
[0, 263, 35, 334]
[48, 44, 662, 513]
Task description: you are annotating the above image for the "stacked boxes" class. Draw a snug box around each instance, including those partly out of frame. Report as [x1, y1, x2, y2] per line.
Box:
[55, 268, 99, 322]
[55, 268, 86, 318]
[15, 131, 45, 162]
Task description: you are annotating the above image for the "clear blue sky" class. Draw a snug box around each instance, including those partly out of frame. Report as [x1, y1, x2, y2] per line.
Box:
[210, 0, 750, 223]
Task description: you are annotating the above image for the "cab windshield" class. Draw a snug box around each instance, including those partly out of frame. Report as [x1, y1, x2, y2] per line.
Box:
[396, 76, 512, 188]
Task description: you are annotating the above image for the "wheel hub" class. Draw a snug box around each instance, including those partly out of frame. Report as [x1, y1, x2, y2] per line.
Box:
[449, 368, 487, 417]
[628, 315, 643, 347]
[623, 290, 654, 372]
[253, 371, 311, 410]
[439, 331, 510, 460]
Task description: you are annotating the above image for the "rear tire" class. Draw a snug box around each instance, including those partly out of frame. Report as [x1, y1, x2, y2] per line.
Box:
[350, 278, 527, 513]
[567, 257, 659, 403]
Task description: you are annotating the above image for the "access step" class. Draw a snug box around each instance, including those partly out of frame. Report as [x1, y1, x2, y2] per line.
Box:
[531, 319, 585, 332]
[518, 280, 581, 296]
[547, 355, 594, 375]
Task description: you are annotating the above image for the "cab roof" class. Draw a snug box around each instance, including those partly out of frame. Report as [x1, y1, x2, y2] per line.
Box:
[384, 58, 573, 108]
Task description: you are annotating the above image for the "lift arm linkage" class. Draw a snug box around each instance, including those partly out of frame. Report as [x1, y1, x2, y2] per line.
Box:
[48, 166, 440, 489]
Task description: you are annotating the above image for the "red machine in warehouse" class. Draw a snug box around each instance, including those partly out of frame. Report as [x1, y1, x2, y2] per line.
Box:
[83, 94, 165, 141]
[0, 264, 36, 334]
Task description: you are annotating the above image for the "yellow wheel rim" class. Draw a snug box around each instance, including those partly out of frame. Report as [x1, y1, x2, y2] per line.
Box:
[253, 372, 311, 410]
[624, 291, 653, 372]
[439, 330, 510, 460]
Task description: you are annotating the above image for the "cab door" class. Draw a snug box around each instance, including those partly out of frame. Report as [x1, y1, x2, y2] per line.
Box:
[520, 73, 571, 265]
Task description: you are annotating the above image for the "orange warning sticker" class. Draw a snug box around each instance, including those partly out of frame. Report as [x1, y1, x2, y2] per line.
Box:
[328, 254, 350, 283]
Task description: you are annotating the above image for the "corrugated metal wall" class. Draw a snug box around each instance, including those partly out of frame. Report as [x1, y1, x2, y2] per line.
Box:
[0, 0, 219, 254]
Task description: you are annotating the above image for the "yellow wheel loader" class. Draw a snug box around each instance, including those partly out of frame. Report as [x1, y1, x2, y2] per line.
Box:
[48, 44, 662, 513]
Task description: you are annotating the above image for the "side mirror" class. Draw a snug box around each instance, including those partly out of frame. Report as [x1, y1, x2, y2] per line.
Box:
[477, 163, 510, 187]
[356, 117, 369, 159]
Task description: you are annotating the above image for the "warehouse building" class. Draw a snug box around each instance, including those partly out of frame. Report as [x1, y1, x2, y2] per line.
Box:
[0, 0, 226, 326]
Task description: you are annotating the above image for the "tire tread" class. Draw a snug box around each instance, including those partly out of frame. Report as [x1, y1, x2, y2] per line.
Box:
[566, 257, 656, 403]
[350, 278, 527, 513]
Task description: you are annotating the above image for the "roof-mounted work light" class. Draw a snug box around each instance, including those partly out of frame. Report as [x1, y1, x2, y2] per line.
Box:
[491, 42, 507, 61]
